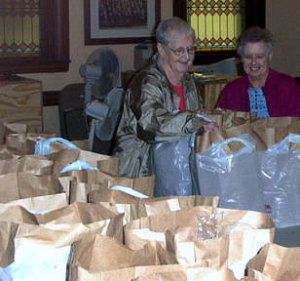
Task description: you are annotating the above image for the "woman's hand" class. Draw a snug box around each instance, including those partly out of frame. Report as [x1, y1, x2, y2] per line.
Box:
[196, 120, 219, 135]
[202, 121, 219, 132]
[195, 110, 219, 134]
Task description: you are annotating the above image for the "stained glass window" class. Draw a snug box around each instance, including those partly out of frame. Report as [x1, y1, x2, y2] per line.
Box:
[0, 0, 69, 75]
[0, 0, 40, 58]
[187, 0, 246, 51]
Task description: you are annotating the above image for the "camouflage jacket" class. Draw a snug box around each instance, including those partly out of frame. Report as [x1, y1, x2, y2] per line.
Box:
[113, 55, 202, 177]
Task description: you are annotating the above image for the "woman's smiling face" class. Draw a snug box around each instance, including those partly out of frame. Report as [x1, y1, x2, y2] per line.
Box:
[241, 41, 272, 82]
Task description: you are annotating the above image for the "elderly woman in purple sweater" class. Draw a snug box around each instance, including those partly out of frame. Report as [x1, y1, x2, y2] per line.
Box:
[218, 26, 300, 118]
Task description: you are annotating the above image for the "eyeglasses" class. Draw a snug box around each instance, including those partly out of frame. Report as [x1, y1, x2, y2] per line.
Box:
[164, 45, 197, 56]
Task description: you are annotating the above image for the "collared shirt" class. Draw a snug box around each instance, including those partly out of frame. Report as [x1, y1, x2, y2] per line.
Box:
[248, 87, 270, 118]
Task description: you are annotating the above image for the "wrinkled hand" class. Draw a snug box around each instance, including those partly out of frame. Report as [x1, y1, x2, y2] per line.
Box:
[202, 121, 219, 132]
[197, 121, 219, 135]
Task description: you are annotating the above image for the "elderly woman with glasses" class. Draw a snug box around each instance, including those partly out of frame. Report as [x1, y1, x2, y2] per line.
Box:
[218, 26, 300, 118]
[113, 17, 217, 178]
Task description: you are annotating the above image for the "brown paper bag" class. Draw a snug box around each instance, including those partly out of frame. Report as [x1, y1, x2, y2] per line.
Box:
[0, 153, 19, 173]
[5, 122, 42, 134]
[69, 182, 94, 203]
[0, 155, 53, 175]
[87, 184, 142, 204]
[195, 109, 254, 155]
[71, 139, 90, 150]
[59, 170, 111, 191]
[67, 181, 146, 205]
[69, 181, 146, 204]
[247, 243, 300, 281]
[59, 169, 154, 197]
[196, 117, 300, 153]
[196, 122, 254, 153]
[0, 172, 62, 203]
[124, 206, 274, 279]
[90, 265, 238, 281]
[68, 234, 176, 280]
[47, 148, 80, 176]
[165, 226, 229, 268]
[125, 206, 274, 249]
[0, 145, 16, 156]
[41, 146, 119, 177]
[0, 202, 124, 273]
[0, 120, 5, 145]
[77, 149, 119, 174]
[141, 195, 219, 216]
[5, 132, 55, 155]
[133, 266, 238, 281]
[97, 156, 119, 176]
[0, 202, 124, 242]
[0, 121, 43, 145]
[0, 205, 38, 225]
[207, 110, 255, 129]
[250, 117, 300, 149]
[61, 148, 119, 175]
[0, 222, 18, 267]
[0, 193, 68, 213]
[46, 138, 120, 176]
[34, 202, 124, 241]
[88, 185, 148, 225]
[90, 195, 219, 225]
[108, 176, 154, 197]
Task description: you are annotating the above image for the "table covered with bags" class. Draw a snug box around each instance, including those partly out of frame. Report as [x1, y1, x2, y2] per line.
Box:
[1, 117, 300, 280]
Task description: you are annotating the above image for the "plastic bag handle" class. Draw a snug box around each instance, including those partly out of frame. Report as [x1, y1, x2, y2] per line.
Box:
[216, 135, 255, 158]
[111, 185, 149, 199]
[35, 137, 78, 155]
[60, 160, 97, 173]
[197, 134, 255, 173]
[267, 133, 300, 155]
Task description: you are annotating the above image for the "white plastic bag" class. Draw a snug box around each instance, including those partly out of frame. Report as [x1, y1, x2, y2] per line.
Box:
[196, 134, 265, 212]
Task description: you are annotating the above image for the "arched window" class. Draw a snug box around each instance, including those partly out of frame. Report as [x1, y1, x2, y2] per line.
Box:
[0, 0, 69, 76]
[173, 0, 265, 64]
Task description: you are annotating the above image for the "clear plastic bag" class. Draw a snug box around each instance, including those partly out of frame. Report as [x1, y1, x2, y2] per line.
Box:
[261, 134, 300, 227]
[196, 134, 265, 212]
[152, 134, 195, 197]
[198, 211, 224, 239]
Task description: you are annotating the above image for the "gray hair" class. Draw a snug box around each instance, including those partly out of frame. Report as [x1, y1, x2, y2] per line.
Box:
[237, 26, 275, 56]
[156, 17, 195, 46]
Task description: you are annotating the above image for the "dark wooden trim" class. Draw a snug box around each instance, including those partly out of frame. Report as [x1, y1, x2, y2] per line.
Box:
[173, 0, 186, 20]
[245, 0, 266, 28]
[193, 51, 238, 65]
[43, 91, 60, 106]
[0, 0, 70, 75]
[84, 0, 160, 45]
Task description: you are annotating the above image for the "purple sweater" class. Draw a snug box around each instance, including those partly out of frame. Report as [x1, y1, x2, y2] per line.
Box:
[218, 69, 300, 117]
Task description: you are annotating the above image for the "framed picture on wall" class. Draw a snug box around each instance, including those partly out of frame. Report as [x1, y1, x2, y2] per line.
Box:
[84, 0, 161, 45]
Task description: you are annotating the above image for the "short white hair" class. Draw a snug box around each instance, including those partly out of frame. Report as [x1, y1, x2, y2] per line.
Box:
[156, 17, 195, 46]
